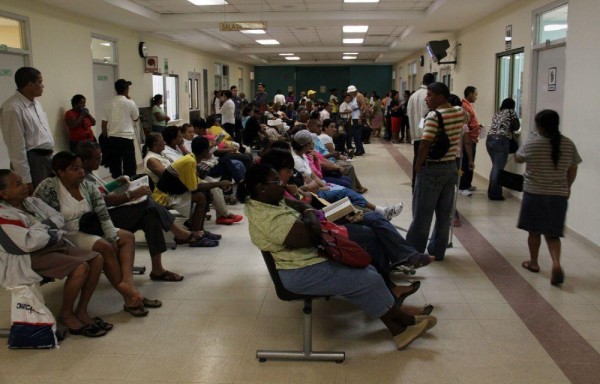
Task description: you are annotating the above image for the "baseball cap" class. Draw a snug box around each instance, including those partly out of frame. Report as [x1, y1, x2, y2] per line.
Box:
[307, 90, 316, 96]
[115, 79, 132, 87]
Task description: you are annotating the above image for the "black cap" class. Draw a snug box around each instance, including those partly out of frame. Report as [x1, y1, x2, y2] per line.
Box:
[115, 79, 132, 87]
[114, 79, 132, 93]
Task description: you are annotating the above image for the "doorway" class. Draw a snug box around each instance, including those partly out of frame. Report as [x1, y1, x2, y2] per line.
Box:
[188, 71, 201, 121]
[533, 45, 565, 117]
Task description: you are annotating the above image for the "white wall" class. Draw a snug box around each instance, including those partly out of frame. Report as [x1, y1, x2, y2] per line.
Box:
[395, 0, 599, 248]
[0, 0, 253, 152]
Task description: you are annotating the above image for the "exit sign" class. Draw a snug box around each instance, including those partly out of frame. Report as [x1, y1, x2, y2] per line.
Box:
[0, 69, 12, 76]
[97, 75, 108, 81]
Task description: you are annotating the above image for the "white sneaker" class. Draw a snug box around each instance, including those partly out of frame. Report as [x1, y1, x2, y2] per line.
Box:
[384, 202, 404, 220]
[459, 189, 472, 196]
[467, 186, 477, 191]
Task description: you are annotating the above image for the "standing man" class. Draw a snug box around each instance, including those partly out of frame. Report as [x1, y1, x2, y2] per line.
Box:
[101, 79, 139, 178]
[329, 88, 339, 126]
[230, 85, 243, 144]
[0, 67, 54, 194]
[254, 82, 268, 113]
[459, 86, 481, 196]
[346, 85, 366, 156]
[407, 73, 436, 192]
[220, 89, 236, 139]
[407, 82, 465, 261]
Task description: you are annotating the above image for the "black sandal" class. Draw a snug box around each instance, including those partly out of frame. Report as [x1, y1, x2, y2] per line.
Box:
[69, 324, 107, 338]
[93, 317, 113, 331]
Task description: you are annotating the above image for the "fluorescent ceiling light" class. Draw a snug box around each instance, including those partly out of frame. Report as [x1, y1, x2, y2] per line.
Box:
[285, 57, 301, 61]
[343, 38, 364, 44]
[279, 53, 294, 56]
[344, 0, 379, 3]
[343, 25, 369, 33]
[241, 29, 266, 34]
[343, 56, 357, 60]
[343, 52, 359, 55]
[100, 42, 112, 46]
[188, 0, 228, 5]
[256, 39, 280, 45]
[544, 24, 568, 31]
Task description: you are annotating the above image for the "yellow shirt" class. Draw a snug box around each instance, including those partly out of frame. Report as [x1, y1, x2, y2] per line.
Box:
[208, 125, 233, 144]
[244, 199, 325, 270]
[153, 153, 200, 206]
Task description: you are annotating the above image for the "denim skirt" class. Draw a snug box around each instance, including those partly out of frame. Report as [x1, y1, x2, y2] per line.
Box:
[517, 192, 568, 237]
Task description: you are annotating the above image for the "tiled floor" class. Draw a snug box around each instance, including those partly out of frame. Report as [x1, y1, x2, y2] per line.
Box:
[1, 140, 599, 383]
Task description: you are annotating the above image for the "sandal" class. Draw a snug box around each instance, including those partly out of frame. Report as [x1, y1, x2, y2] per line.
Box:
[551, 267, 565, 286]
[174, 231, 203, 245]
[403, 253, 433, 269]
[69, 324, 107, 338]
[189, 236, 219, 247]
[522, 261, 540, 273]
[123, 305, 148, 317]
[203, 231, 222, 240]
[93, 317, 114, 331]
[396, 281, 421, 303]
[421, 304, 434, 316]
[150, 270, 184, 282]
[142, 298, 162, 308]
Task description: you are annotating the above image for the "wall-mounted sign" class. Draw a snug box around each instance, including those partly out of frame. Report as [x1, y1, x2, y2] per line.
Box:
[548, 67, 557, 91]
[164, 58, 169, 74]
[319, 86, 326, 93]
[145, 56, 158, 73]
[219, 21, 267, 31]
[0, 69, 12, 77]
[505, 25, 512, 50]
[97, 75, 108, 81]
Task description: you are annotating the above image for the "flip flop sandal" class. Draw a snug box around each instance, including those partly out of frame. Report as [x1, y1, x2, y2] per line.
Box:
[174, 231, 203, 245]
[521, 261, 540, 273]
[123, 305, 148, 317]
[142, 298, 162, 308]
[69, 324, 107, 337]
[190, 237, 219, 247]
[421, 304, 434, 316]
[551, 268, 565, 286]
[396, 281, 421, 303]
[203, 231, 222, 240]
[93, 317, 114, 331]
[149, 270, 184, 282]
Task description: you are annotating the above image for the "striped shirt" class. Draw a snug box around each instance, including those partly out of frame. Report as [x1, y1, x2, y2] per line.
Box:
[516, 134, 582, 196]
[422, 106, 466, 162]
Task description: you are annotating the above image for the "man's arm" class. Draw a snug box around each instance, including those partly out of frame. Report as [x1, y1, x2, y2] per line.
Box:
[1, 107, 32, 187]
[415, 139, 432, 173]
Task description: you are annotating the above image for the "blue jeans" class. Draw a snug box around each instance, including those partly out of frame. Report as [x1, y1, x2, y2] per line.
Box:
[486, 136, 510, 199]
[346, 212, 418, 286]
[317, 185, 368, 207]
[279, 261, 394, 318]
[407, 162, 457, 260]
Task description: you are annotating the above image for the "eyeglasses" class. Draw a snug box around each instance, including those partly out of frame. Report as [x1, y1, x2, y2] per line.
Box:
[263, 179, 284, 186]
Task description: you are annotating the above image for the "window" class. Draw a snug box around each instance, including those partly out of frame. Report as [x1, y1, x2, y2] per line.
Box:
[496, 48, 524, 118]
[408, 62, 417, 92]
[238, 67, 243, 90]
[536, 3, 568, 44]
[91, 37, 117, 64]
[0, 15, 24, 49]
[214, 62, 223, 91]
[153, 74, 179, 120]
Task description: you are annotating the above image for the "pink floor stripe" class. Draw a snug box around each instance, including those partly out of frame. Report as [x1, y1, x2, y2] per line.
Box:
[381, 139, 600, 384]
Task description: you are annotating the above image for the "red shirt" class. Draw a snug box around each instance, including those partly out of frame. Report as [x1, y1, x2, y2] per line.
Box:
[64, 109, 96, 142]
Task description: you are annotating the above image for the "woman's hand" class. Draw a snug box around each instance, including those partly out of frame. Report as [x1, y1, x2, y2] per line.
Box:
[131, 186, 151, 199]
[218, 180, 233, 191]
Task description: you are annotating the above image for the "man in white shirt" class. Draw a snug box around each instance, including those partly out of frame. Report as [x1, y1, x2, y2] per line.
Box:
[273, 90, 286, 105]
[220, 89, 236, 139]
[101, 79, 139, 178]
[407, 73, 435, 191]
[319, 103, 332, 123]
[0, 67, 54, 193]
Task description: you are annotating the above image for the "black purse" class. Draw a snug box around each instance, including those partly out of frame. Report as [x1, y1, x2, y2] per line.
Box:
[428, 110, 450, 160]
[78, 211, 104, 236]
[498, 170, 524, 192]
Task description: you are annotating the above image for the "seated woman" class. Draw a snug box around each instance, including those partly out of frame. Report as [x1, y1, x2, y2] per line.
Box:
[0, 170, 107, 336]
[205, 115, 253, 168]
[34, 153, 160, 318]
[240, 163, 437, 350]
[260, 148, 433, 296]
[292, 130, 403, 221]
[142, 133, 218, 246]
[77, 141, 204, 281]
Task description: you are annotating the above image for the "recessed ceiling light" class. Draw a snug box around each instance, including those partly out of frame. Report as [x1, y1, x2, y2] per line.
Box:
[188, 0, 228, 5]
[240, 29, 266, 34]
[256, 39, 280, 45]
[343, 52, 359, 55]
[343, 38, 364, 44]
[343, 25, 369, 33]
[279, 53, 294, 56]
[285, 56, 301, 61]
[343, 56, 357, 60]
[344, 0, 379, 3]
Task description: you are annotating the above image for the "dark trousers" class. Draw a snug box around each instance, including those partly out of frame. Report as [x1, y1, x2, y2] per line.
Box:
[108, 198, 174, 256]
[222, 122, 235, 139]
[107, 137, 136, 178]
[25, 150, 52, 189]
[384, 116, 392, 141]
[351, 119, 365, 153]
[459, 143, 477, 190]
[333, 132, 347, 154]
[412, 140, 421, 192]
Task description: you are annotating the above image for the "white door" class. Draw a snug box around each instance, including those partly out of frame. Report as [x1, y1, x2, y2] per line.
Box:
[534, 45, 565, 118]
[188, 71, 201, 121]
[92, 63, 119, 177]
[0, 53, 26, 169]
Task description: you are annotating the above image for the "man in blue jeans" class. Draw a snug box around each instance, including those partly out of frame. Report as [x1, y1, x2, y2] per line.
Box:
[407, 82, 465, 261]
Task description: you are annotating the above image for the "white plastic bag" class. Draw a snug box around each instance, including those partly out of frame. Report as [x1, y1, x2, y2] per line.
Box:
[7, 283, 58, 349]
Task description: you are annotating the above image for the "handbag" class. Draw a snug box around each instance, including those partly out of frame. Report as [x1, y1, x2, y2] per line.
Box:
[498, 170, 524, 192]
[78, 211, 104, 236]
[428, 110, 450, 160]
[509, 137, 519, 154]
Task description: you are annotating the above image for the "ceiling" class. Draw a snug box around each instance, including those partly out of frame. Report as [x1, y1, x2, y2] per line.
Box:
[39, 0, 521, 65]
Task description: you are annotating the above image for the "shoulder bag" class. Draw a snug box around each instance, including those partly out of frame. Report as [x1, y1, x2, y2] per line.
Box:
[428, 110, 451, 160]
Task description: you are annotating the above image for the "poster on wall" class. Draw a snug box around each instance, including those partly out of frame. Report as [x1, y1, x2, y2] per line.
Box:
[505, 25, 512, 50]
[548, 67, 557, 91]
[319, 85, 326, 93]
